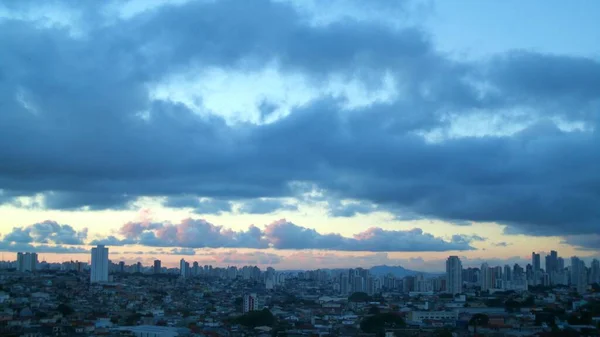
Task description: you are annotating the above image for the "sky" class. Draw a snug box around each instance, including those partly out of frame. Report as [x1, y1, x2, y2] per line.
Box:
[0, 0, 599, 272]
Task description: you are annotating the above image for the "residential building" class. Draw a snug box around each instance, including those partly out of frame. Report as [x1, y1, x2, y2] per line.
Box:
[90, 245, 109, 283]
[243, 293, 258, 313]
[446, 256, 462, 295]
[16, 252, 38, 272]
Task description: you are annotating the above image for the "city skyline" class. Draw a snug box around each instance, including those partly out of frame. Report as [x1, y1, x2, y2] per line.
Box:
[1, 0, 600, 270]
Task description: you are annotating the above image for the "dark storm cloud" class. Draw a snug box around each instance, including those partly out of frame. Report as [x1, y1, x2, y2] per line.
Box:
[561, 235, 600, 251]
[163, 196, 233, 215]
[0, 0, 599, 240]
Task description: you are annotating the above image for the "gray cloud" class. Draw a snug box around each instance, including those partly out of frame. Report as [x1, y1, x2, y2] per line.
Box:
[560, 235, 600, 252]
[0, 241, 88, 254]
[2, 221, 88, 245]
[0, 0, 598, 241]
[237, 199, 298, 214]
[327, 200, 378, 217]
[164, 196, 233, 215]
[169, 248, 196, 255]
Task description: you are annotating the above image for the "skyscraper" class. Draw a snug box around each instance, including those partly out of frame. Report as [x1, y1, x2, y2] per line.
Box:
[503, 265, 512, 282]
[154, 260, 161, 274]
[446, 256, 462, 295]
[480, 263, 492, 291]
[179, 258, 188, 278]
[16, 252, 38, 272]
[591, 259, 600, 284]
[90, 245, 109, 283]
[532, 252, 541, 285]
[339, 273, 349, 295]
[571, 256, 587, 294]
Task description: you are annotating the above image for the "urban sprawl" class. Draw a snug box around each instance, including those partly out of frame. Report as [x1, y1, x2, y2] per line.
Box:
[2, 246, 600, 336]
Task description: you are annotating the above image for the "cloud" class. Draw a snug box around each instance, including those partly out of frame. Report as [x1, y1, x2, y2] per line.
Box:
[560, 235, 600, 251]
[0, 241, 88, 254]
[90, 235, 135, 246]
[117, 218, 269, 249]
[237, 198, 297, 214]
[493, 242, 511, 247]
[0, 0, 598, 241]
[219, 250, 282, 265]
[327, 200, 378, 217]
[3, 221, 88, 245]
[163, 196, 233, 215]
[169, 248, 196, 255]
[101, 218, 477, 252]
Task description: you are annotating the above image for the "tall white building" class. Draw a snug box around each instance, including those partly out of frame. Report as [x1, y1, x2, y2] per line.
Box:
[16, 252, 38, 272]
[480, 263, 492, 291]
[446, 256, 462, 295]
[90, 245, 109, 283]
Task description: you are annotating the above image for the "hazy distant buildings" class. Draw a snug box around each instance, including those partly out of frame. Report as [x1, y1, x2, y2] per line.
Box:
[16, 252, 38, 272]
[446, 256, 462, 295]
[90, 245, 109, 283]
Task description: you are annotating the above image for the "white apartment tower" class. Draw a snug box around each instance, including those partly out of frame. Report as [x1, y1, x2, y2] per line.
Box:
[480, 263, 492, 291]
[446, 256, 463, 295]
[90, 245, 109, 283]
[16, 252, 38, 272]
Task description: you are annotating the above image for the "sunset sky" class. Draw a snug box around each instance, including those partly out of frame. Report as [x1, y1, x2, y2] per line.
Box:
[1, 0, 599, 272]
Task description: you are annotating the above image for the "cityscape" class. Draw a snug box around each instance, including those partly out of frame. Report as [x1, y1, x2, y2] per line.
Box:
[2, 0, 600, 336]
[1, 246, 599, 336]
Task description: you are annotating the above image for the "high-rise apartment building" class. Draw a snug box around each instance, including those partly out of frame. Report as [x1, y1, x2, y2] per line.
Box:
[532, 252, 541, 285]
[243, 293, 258, 313]
[591, 259, 600, 284]
[571, 256, 587, 294]
[90, 245, 109, 283]
[480, 263, 492, 291]
[154, 260, 161, 274]
[446, 256, 462, 295]
[339, 273, 349, 295]
[16, 252, 38, 272]
[179, 259, 189, 278]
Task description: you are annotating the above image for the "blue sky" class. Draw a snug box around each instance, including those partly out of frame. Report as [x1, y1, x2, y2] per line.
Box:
[0, 0, 599, 271]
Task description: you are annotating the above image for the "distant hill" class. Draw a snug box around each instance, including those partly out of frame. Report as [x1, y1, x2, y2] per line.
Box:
[369, 265, 441, 278]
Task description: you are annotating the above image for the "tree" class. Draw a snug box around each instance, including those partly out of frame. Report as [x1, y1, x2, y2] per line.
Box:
[469, 313, 489, 335]
[235, 308, 275, 328]
[368, 306, 381, 315]
[360, 313, 405, 335]
[57, 303, 74, 316]
[349, 292, 371, 302]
